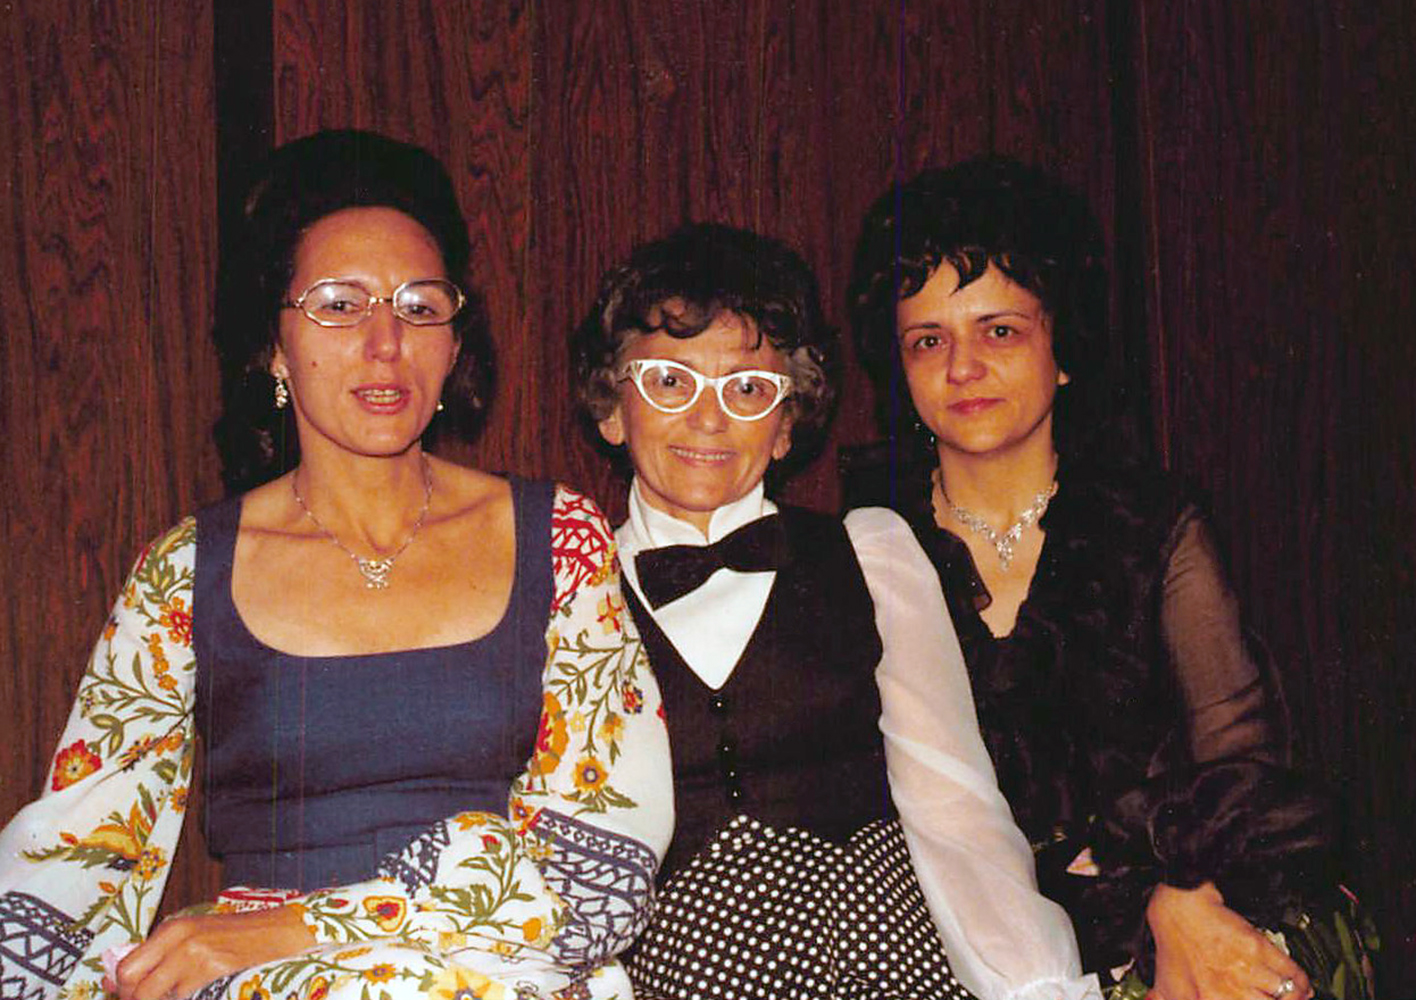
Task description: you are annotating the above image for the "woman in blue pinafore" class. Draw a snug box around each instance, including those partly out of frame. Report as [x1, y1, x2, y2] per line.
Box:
[0, 131, 670, 1000]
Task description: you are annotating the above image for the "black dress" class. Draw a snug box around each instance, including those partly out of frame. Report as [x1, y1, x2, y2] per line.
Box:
[864, 458, 1330, 980]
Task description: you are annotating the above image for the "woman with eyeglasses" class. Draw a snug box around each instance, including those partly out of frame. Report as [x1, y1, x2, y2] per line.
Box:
[0, 130, 670, 1000]
[570, 223, 1099, 1000]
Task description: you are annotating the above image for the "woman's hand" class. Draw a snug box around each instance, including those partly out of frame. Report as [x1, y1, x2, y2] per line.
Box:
[1146, 881, 1311, 1000]
[111, 905, 316, 1000]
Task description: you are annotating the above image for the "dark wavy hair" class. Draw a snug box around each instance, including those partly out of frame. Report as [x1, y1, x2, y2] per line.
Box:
[213, 129, 492, 493]
[849, 156, 1112, 462]
[570, 222, 838, 475]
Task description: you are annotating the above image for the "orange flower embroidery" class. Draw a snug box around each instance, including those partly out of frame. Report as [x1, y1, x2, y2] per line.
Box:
[238, 975, 270, 1000]
[454, 812, 488, 831]
[159, 596, 193, 646]
[51, 740, 102, 791]
[363, 964, 396, 983]
[599, 712, 624, 743]
[362, 896, 407, 932]
[509, 796, 540, 835]
[530, 693, 569, 777]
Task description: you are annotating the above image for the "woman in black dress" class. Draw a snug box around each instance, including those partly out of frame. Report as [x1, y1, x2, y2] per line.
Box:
[848, 157, 1366, 1000]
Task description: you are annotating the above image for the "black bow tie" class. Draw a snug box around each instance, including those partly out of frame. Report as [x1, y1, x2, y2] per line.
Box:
[635, 514, 787, 609]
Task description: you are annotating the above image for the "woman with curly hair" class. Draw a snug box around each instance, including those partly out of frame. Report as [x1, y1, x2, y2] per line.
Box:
[848, 157, 1369, 1000]
[572, 222, 1097, 1000]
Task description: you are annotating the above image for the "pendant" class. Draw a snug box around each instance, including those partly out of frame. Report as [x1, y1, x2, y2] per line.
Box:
[356, 557, 395, 589]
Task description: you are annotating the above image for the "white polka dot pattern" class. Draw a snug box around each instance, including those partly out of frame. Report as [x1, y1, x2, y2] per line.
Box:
[626, 816, 975, 999]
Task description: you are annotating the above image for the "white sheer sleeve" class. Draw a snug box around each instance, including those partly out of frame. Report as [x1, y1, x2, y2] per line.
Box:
[845, 507, 1101, 1000]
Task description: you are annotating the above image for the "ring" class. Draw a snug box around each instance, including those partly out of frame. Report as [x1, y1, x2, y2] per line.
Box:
[1272, 977, 1296, 998]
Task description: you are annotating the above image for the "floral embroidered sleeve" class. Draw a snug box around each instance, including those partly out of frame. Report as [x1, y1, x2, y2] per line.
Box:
[285, 485, 672, 992]
[0, 519, 198, 1000]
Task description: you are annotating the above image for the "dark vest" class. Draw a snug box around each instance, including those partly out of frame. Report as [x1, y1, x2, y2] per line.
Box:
[626, 506, 893, 882]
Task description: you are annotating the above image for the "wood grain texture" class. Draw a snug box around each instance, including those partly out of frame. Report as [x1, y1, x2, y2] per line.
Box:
[1129, 0, 1416, 986]
[0, 0, 222, 906]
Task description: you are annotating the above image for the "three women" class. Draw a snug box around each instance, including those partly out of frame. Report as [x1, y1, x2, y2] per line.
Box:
[1, 130, 1349, 1000]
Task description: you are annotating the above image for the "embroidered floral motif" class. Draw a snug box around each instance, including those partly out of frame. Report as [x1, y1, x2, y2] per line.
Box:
[3, 490, 669, 1000]
[531, 692, 570, 778]
[595, 594, 623, 634]
[158, 596, 192, 646]
[572, 757, 608, 795]
[362, 896, 407, 932]
[428, 964, 504, 1000]
[51, 740, 102, 791]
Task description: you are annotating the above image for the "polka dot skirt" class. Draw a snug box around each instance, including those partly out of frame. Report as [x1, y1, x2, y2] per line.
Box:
[626, 816, 976, 1000]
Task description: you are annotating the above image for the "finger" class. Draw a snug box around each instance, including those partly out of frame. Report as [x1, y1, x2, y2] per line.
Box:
[125, 958, 187, 1000]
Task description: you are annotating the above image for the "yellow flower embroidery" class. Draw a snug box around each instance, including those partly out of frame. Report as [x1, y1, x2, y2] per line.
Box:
[598, 712, 624, 744]
[134, 846, 167, 882]
[362, 895, 407, 932]
[437, 931, 468, 952]
[572, 756, 608, 794]
[429, 964, 504, 1000]
[238, 974, 270, 1000]
[595, 593, 624, 634]
[362, 964, 396, 983]
[454, 812, 488, 831]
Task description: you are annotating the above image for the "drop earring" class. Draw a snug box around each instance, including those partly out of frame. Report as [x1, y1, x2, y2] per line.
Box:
[273, 374, 290, 409]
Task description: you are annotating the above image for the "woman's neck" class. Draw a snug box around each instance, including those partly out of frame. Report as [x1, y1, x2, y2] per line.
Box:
[291, 444, 433, 553]
[935, 437, 1059, 528]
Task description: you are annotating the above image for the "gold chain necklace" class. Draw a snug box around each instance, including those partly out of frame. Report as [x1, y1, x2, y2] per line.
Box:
[934, 469, 1057, 570]
[291, 458, 433, 590]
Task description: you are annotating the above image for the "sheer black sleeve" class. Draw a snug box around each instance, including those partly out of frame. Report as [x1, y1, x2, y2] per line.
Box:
[1091, 509, 1331, 973]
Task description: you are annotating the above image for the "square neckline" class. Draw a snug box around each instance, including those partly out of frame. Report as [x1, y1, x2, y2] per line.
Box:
[221, 477, 525, 661]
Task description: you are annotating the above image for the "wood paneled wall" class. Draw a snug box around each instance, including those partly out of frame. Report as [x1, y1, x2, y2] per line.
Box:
[2, 0, 1411, 990]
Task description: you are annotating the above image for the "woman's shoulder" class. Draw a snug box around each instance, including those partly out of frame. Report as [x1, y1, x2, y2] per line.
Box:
[1055, 459, 1196, 538]
[136, 514, 199, 568]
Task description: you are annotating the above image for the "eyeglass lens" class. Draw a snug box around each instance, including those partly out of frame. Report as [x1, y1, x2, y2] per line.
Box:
[299, 280, 461, 326]
[635, 361, 786, 418]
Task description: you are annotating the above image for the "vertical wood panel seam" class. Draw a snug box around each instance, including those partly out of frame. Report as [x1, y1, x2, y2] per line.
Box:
[1133, 0, 1169, 469]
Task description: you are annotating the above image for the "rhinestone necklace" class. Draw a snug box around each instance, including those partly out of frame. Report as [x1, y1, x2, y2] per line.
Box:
[291, 458, 433, 590]
[934, 470, 1057, 570]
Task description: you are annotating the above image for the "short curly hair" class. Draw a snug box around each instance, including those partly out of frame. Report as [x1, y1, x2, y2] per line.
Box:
[849, 157, 1109, 460]
[213, 129, 492, 492]
[571, 223, 838, 465]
